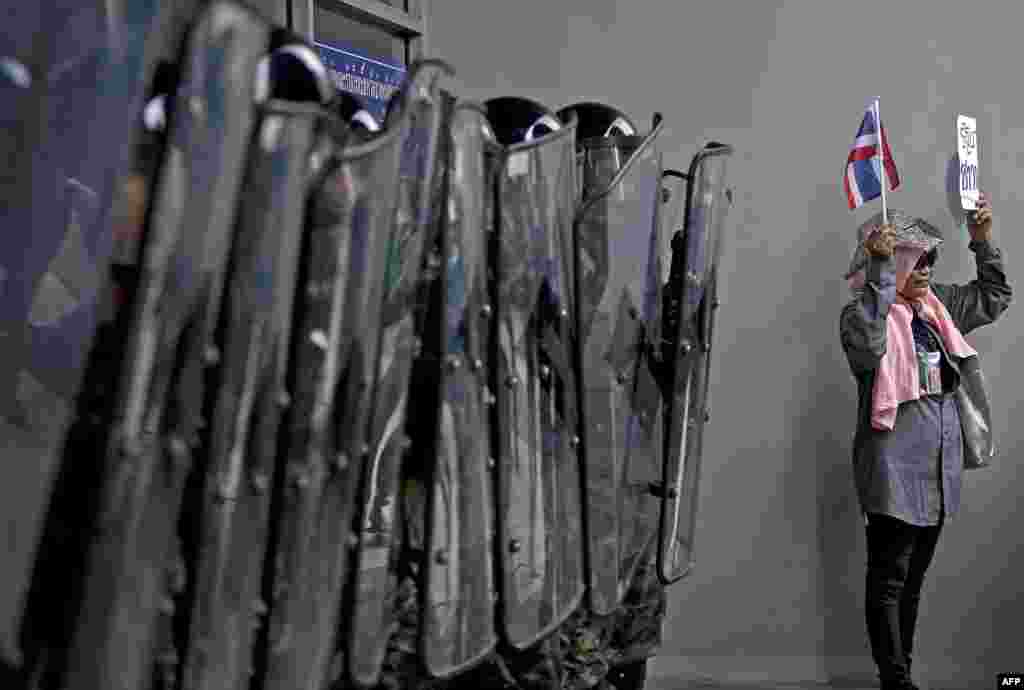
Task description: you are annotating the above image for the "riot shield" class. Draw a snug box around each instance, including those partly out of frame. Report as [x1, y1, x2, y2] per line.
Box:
[411, 101, 502, 679]
[0, 2, 174, 669]
[569, 108, 667, 615]
[258, 68, 409, 690]
[343, 58, 453, 688]
[50, 5, 271, 690]
[658, 143, 733, 585]
[484, 97, 584, 650]
[178, 40, 337, 690]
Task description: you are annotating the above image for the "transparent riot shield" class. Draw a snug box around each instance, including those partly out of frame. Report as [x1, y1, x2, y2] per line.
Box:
[259, 72, 410, 690]
[572, 114, 667, 615]
[178, 43, 338, 690]
[486, 101, 584, 650]
[658, 143, 733, 585]
[344, 58, 453, 688]
[0, 2, 175, 669]
[50, 5, 271, 690]
[409, 101, 502, 679]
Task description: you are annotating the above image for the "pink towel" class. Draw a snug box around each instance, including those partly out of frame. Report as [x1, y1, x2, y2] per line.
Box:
[847, 245, 977, 430]
[871, 289, 977, 430]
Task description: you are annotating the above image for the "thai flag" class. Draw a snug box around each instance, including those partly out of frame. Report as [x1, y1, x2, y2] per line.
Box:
[843, 104, 900, 209]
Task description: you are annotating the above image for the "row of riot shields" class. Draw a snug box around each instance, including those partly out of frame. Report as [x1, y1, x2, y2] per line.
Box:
[0, 2, 734, 688]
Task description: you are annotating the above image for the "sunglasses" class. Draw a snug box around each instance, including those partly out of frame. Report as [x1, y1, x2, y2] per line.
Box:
[915, 249, 938, 271]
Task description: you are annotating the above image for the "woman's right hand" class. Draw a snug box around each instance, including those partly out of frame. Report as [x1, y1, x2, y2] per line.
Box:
[863, 223, 897, 258]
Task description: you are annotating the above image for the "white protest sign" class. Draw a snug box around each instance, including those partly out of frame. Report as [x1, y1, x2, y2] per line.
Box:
[957, 114, 979, 210]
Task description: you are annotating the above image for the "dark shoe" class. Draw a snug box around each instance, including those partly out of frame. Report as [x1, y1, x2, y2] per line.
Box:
[607, 661, 647, 690]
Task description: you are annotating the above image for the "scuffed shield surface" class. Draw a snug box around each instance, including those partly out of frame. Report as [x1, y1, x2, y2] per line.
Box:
[491, 110, 584, 650]
[179, 95, 330, 690]
[573, 119, 667, 614]
[345, 59, 452, 688]
[659, 143, 733, 585]
[414, 101, 501, 678]
[0, 1, 173, 668]
[260, 76, 406, 690]
[50, 5, 270, 689]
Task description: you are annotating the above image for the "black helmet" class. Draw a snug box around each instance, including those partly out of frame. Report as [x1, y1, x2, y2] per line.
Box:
[255, 34, 333, 105]
[483, 96, 562, 146]
[556, 101, 636, 141]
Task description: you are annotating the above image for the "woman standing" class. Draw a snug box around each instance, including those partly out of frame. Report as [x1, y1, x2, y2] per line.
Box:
[839, 194, 1012, 690]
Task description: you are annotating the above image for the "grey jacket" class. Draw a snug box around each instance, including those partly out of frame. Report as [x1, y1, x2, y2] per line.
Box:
[839, 239, 1012, 525]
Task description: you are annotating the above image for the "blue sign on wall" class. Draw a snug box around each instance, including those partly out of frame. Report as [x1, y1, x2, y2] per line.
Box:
[314, 41, 406, 122]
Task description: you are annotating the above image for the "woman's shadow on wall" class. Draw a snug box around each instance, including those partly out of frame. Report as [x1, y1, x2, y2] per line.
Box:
[797, 182, 878, 686]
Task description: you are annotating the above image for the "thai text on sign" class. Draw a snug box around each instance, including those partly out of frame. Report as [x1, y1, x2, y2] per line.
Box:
[957, 114, 979, 210]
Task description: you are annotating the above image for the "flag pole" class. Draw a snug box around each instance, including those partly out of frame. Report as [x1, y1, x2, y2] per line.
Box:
[875, 98, 888, 225]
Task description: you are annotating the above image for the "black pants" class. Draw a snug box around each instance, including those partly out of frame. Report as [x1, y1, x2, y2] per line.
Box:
[864, 513, 943, 689]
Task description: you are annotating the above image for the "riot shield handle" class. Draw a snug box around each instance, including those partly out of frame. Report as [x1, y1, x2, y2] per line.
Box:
[575, 112, 666, 221]
[660, 169, 688, 218]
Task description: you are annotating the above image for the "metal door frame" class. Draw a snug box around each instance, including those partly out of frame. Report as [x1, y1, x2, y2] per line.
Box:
[291, 0, 430, 63]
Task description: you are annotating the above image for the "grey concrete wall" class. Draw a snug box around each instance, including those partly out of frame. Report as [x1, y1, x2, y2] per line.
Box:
[427, 2, 1024, 688]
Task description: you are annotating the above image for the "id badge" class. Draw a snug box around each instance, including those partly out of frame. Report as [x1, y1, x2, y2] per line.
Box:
[918, 350, 942, 395]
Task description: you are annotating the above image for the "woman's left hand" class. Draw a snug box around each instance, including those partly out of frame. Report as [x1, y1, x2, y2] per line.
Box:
[968, 191, 993, 242]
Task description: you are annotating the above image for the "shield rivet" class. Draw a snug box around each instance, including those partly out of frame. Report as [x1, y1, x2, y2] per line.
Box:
[559, 308, 569, 319]
[484, 388, 496, 406]
[168, 436, 189, 459]
[487, 457, 497, 470]
[570, 435, 580, 448]
[412, 338, 423, 358]
[680, 340, 692, 355]
[712, 299, 721, 310]
[276, 390, 291, 408]
[704, 408, 711, 423]
[540, 365, 550, 379]
[310, 330, 329, 350]
[335, 452, 349, 472]
[480, 304, 493, 319]
[348, 533, 360, 549]
[251, 472, 269, 493]
[360, 443, 371, 457]
[446, 355, 461, 370]
[617, 372, 629, 384]
[252, 599, 268, 616]
[204, 345, 221, 366]
[685, 271, 700, 286]
[509, 539, 521, 553]
[471, 358, 483, 371]
[435, 549, 449, 565]
[505, 375, 519, 387]
[703, 342, 711, 353]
